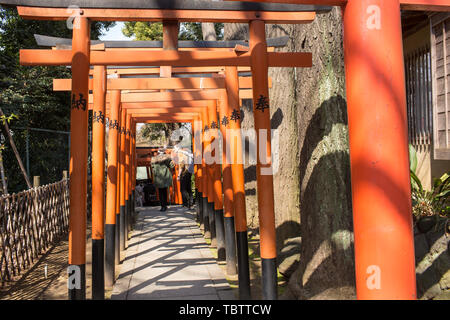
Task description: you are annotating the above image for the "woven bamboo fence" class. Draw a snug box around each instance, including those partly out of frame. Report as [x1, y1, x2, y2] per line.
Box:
[0, 179, 69, 285]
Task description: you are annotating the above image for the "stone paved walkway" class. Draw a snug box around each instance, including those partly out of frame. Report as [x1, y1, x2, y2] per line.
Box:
[111, 206, 235, 300]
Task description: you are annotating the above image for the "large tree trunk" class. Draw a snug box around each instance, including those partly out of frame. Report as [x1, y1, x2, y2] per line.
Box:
[201, 0, 220, 41]
[224, 7, 355, 300]
[201, 22, 217, 41]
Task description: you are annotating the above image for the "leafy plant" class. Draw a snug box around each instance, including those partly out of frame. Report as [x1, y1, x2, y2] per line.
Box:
[409, 144, 450, 220]
[0, 113, 18, 125]
[411, 170, 449, 219]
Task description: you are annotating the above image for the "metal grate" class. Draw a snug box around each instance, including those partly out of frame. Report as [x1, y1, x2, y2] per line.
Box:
[405, 45, 433, 146]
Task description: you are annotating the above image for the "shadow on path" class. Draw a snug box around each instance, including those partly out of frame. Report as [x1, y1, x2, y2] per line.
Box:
[111, 206, 236, 300]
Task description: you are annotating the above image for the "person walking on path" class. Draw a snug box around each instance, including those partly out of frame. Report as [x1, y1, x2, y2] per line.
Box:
[179, 162, 192, 209]
[151, 149, 175, 212]
[174, 147, 195, 204]
[135, 182, 144, 207]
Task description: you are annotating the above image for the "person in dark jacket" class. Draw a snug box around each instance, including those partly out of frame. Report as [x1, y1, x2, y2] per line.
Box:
[179, 163, 192, 209]
[151, 149, 175, 212]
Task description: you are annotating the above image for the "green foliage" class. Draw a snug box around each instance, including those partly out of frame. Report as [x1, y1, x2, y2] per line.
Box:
[0, 113, 18, 125]
[122, 22, 163, 41]
[138, 123, 190, 147]
[0, 6, 114, 193]
[180, 23, 203, 41]
[141, 123, 169, 141]
[122, 22, 223, 41]
[409, 145, 450, 219]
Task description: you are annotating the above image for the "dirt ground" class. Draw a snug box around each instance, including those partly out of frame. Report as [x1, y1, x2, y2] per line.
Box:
[0, 223, 94, 300]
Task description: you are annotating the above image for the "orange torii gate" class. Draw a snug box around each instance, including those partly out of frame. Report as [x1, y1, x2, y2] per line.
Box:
[126, 103, 242, 278]
[99, 94, 249, 298]
[126, 107, 228, 264]
[56, 74, 258, 297]
[102, 92, 252, 297]
[84, 82, 254, 287]
[73, 71, 244, 297]
[57, 76, 250, 266]
[134, 114, 197, 211]
[112, 102, 214, 264]
[55, 53, 269, 297]
[126, 104, 231, 292]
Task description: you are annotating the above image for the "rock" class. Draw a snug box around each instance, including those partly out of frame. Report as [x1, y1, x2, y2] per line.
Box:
[414, 233, 429, 264]
[420, 282, 444, 300]
[417, 216, 437, 234]
[439, 269, 450, 291]
[433, 289, 450, 300]
[415, 220, 450, 299]
[277, 237, 301, 279]
[279, 286, 297, 300]
[309, 286, 355, 300]
[416, 264, 443, 299]
[279, 256, 300, 279]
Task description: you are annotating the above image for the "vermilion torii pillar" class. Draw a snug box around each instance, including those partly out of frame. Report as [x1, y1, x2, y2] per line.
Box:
[342, 0, 416, 300]
[119, 108, 126, 257]
[115, 105, 122, 267]
[218, 88, 238, 276]
[128, 121, 136, 229]
[127, 119, 136, 236]
[249, 19, 278, 300]
[225, 66, 251, 299]
[124, 112, 131, 248]
[68, 16, 90, 301]
[208, 101, 227, 262]
[205, 101, 219, 249]
[91, 65, 106, 300]
[201, 107, 212, 241]
[105, 90, 120, 289]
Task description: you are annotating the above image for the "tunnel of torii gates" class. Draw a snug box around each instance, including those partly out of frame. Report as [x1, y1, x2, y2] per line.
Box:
[52, 69, 274, 301]
[2, 0, 449, 301]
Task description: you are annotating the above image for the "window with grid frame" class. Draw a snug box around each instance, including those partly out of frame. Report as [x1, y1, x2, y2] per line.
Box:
[431, 13, 450, 160]
[405, 45, 433, 147]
